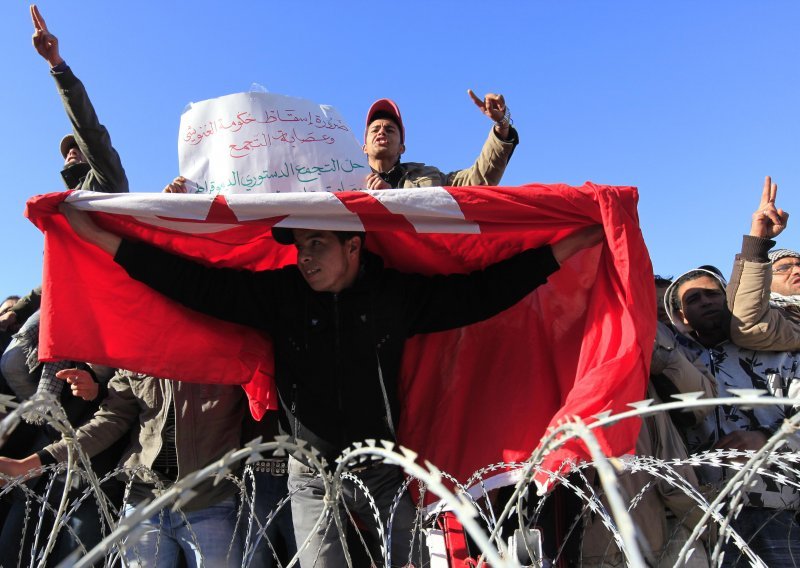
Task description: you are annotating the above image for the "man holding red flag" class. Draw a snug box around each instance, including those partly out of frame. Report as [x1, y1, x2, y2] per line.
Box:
[56, 202, 601, 567]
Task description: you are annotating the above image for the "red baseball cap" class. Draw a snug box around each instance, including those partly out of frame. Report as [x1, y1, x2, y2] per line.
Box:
[365, 98, 404, 143]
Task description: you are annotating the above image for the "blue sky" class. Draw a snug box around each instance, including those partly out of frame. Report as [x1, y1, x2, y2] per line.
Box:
[1, 1, 798, 295]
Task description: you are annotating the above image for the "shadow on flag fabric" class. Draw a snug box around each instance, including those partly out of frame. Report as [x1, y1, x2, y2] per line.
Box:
[25, 184, 655, 491]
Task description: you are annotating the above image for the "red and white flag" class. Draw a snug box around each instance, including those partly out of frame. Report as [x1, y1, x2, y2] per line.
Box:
[26, 183, 655, 489]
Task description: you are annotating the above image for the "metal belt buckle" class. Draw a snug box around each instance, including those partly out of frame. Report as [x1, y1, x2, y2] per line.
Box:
[252, 458, 288, 476]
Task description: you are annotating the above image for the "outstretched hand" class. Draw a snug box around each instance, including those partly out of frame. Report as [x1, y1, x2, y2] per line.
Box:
[750, 176, 789, 239]
[56, 368, 99, 401]
[0, 455, 43, 486]
[551, 225, 604, 264]
[30, 5, 63, 67]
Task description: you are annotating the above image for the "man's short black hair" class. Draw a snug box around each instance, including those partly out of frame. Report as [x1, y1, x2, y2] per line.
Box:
[333, 231, 366, 246]
[669, 269, 724, 313]
[654, 274, 672, 287]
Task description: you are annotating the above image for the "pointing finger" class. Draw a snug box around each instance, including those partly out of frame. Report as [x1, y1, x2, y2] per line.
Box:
[467, 89, 485, 110]
[769, 180, 778, 204]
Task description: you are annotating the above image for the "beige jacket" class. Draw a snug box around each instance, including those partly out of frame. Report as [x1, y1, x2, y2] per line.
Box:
[728, 236, 800, 351]
[397, 127, 518, 187]
[650, 322, 716, 425]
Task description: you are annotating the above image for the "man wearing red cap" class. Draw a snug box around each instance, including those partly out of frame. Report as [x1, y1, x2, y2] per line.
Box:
[363, 91, 518, 190]
[31, 5, 128, 193]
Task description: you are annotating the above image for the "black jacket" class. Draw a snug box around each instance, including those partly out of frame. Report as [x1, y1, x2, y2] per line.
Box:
[115, 240, 560, 463]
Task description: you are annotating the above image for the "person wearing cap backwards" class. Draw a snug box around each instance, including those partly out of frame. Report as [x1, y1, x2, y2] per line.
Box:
[727, 176, 800, 350]
[31, 5, 128, 193]
[57, 202, 603, 567]
[665, 266, 800, 567]
[363, 92, 518, 190]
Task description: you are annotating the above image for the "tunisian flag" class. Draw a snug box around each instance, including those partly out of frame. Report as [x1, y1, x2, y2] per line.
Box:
[26, 184, 654, 490]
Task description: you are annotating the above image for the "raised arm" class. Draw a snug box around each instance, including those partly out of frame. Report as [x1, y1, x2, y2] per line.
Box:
[444, 90, 519, 187]
[32, 5, 128, 193]
[728, 177, 800, 350]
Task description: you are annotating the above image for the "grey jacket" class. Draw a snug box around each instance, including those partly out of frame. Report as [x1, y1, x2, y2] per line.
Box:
[53, 64, 128, 193]
[44, 371, 245, 511]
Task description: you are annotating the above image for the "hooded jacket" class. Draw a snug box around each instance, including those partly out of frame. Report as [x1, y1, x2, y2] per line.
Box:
[666, 268, 800, 509]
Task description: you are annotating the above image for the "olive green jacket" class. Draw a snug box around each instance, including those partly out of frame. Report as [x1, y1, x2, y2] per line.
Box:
[53, 64, 128, 193]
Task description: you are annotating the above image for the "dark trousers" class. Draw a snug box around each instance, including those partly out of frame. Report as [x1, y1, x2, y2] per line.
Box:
[287, 457, 423, 567]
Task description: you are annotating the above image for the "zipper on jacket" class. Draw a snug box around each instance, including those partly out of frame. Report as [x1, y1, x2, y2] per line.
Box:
[333, 294, 346, 443]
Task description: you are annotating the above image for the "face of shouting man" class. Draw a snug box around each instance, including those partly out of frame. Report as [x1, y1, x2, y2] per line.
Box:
[363, 118, 404, 166]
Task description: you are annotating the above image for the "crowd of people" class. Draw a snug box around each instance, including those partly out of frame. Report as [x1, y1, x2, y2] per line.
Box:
[0, 4, 799, 568]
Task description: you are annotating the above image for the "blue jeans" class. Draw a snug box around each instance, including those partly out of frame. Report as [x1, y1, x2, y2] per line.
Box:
[722, 507, 800, 567]
[240, 469, 297, 566]
[122, 497, 242, 568]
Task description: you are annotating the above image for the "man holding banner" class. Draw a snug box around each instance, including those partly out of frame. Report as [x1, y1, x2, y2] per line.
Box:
[56, 201, 601, 567]
[363, 92, 518, 190]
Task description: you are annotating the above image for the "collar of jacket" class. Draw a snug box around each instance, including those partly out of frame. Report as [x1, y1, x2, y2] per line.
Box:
[373, 161, 404, 188]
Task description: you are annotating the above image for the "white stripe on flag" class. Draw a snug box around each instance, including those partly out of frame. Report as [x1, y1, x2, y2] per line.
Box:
[228, 192, 364, 231]
[67, 191, 216, 221]
[370, 187, 480, 234]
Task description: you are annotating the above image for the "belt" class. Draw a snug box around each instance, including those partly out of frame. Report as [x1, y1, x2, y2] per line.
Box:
[348, 460, 384, 474]
[251, 458, 288, 476]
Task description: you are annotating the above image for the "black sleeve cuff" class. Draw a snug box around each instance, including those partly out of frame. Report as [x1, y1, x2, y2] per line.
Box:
[50, 63, 77, 88]
[739, 235, 775, 262]
[37, 450, 57, 466]
[494, 125, 519, 146]
[50, 61, 69, 73]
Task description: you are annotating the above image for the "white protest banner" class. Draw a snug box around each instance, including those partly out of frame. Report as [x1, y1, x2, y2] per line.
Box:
[178, 92, 368, 194]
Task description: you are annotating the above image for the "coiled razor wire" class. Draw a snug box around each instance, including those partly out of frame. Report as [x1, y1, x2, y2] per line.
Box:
[1, 390, 800, 567]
